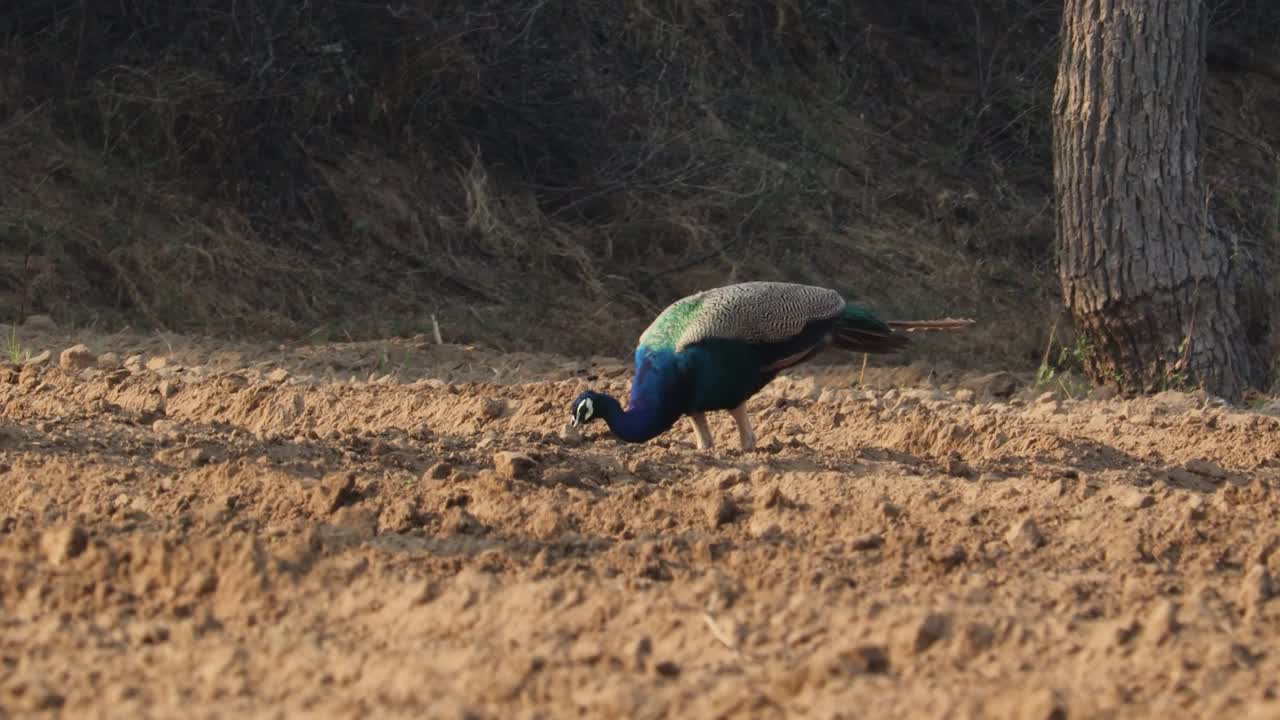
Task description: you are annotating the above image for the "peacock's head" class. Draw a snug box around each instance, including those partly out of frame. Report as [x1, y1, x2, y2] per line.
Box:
[570, 390, 604, 428]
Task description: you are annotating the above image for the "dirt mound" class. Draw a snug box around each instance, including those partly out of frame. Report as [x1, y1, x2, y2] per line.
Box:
[2, 331, 1279, 717]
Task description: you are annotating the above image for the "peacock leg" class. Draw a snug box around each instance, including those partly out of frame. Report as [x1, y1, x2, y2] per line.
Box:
[688, 412, 715, 450]
[729, 403, 756, 450]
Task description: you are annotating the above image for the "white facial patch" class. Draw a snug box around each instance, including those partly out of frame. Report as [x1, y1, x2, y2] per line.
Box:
[576, 398, 594, 423]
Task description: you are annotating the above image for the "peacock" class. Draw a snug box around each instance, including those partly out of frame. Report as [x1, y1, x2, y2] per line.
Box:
[568, 281, 973, 450]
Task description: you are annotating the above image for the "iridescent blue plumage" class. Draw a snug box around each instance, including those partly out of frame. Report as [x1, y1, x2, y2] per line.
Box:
[568, 281, 966, 450]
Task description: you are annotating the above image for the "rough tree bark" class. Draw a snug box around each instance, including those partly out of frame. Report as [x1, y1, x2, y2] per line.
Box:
[1053, 0, 1269, 401]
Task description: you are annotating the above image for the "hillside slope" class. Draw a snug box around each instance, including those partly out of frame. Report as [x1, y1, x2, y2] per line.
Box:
[2, 0, 1278, 373]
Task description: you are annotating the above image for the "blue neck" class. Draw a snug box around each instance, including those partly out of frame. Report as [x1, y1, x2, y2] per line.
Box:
[597, 394, 679, 443]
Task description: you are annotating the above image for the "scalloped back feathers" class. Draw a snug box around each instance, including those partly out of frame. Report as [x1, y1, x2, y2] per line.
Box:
[638, 281, 845, 352]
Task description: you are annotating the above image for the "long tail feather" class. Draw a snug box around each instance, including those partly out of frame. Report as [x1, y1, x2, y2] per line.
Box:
[886, 318, 977, 332]
[830, 326, 911, 354]
[830, 306, 912, 354]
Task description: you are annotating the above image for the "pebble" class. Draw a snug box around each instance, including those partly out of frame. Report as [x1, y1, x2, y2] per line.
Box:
[1123, 490, 1155, 510]
[706, 494, 740, 528]
[907, 612, 952, 654]
[1006, 517, 1046, 550]
[493, 451, 536, 480]
[312, 472, 360, 515]
[425, 462, 453, 480]
[151, 419, 179, 435]
[931, 543, 968, 568]
[59, 344, 96, 371]
[23, 350, 51, 367]
[480, 397, 506, 419]
[40, 524, 89, 565]
[850, 532, 884, 551]
[1184, 458, 1227, 479]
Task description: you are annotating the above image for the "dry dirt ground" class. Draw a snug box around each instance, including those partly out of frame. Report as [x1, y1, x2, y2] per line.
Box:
[2, 324, 1280, 719]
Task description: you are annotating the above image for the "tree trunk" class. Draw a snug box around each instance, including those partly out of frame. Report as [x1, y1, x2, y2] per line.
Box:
[1053, 0, 1269, 401]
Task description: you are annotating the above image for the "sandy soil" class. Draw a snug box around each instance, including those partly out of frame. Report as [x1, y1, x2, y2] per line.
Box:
[2, 325, 1280, 719]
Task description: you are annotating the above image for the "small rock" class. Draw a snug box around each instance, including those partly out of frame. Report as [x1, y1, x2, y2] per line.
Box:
[425, 462, 453, 480]
[145, 356, 170, 371]
[931, 543, 967, 568]
[831, 645, 890, 674]
[1184, 458, 1227, 480]
[313, 472, 360, 515]
[97, 352, 121, 370]
[953, 388, 975, 403]
[1123, 491, 1155, 510]
[493, 451, 536, 481]
[1036, 390, 1057, 404]
[152, 419, 179, 434]
[943, 454, 972, 478]
[653, 660, 681, 678]
[266, 368, 290, 383]
[1006, 518, 1046, 550]
[22, 314, 57, 331]
[158, 380, 179, 398]
[22, 349, 51, 367]
[443, 508, 484, 535]
[631, 636, 653, 671]
[124, 354, 144, 371]
[157, 446, 208, 467]
[41, 524, 88, 565]
[559, 422, 582, 444]
[711, 468, 747, 490]
[59, 344, 96, 371]
[1164, 466, 1211, 491]
[960, 371, 1018, 399]
[850, 532, 884, 551]
[378, 498, 425, 534]
[907, 612, 952, 654]
[1240, 564, 1274, 617]
[756, 484, 789, 510]
[479, 397, 505, 419]
[707, 494, 741, 528]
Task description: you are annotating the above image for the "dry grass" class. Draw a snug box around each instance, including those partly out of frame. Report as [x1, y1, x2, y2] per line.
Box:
[0, 0, 1277, 371]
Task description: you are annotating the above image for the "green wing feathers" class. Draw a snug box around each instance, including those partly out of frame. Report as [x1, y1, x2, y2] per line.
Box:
[638, 296, 705, 350]
[830, 305, 912, 354]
